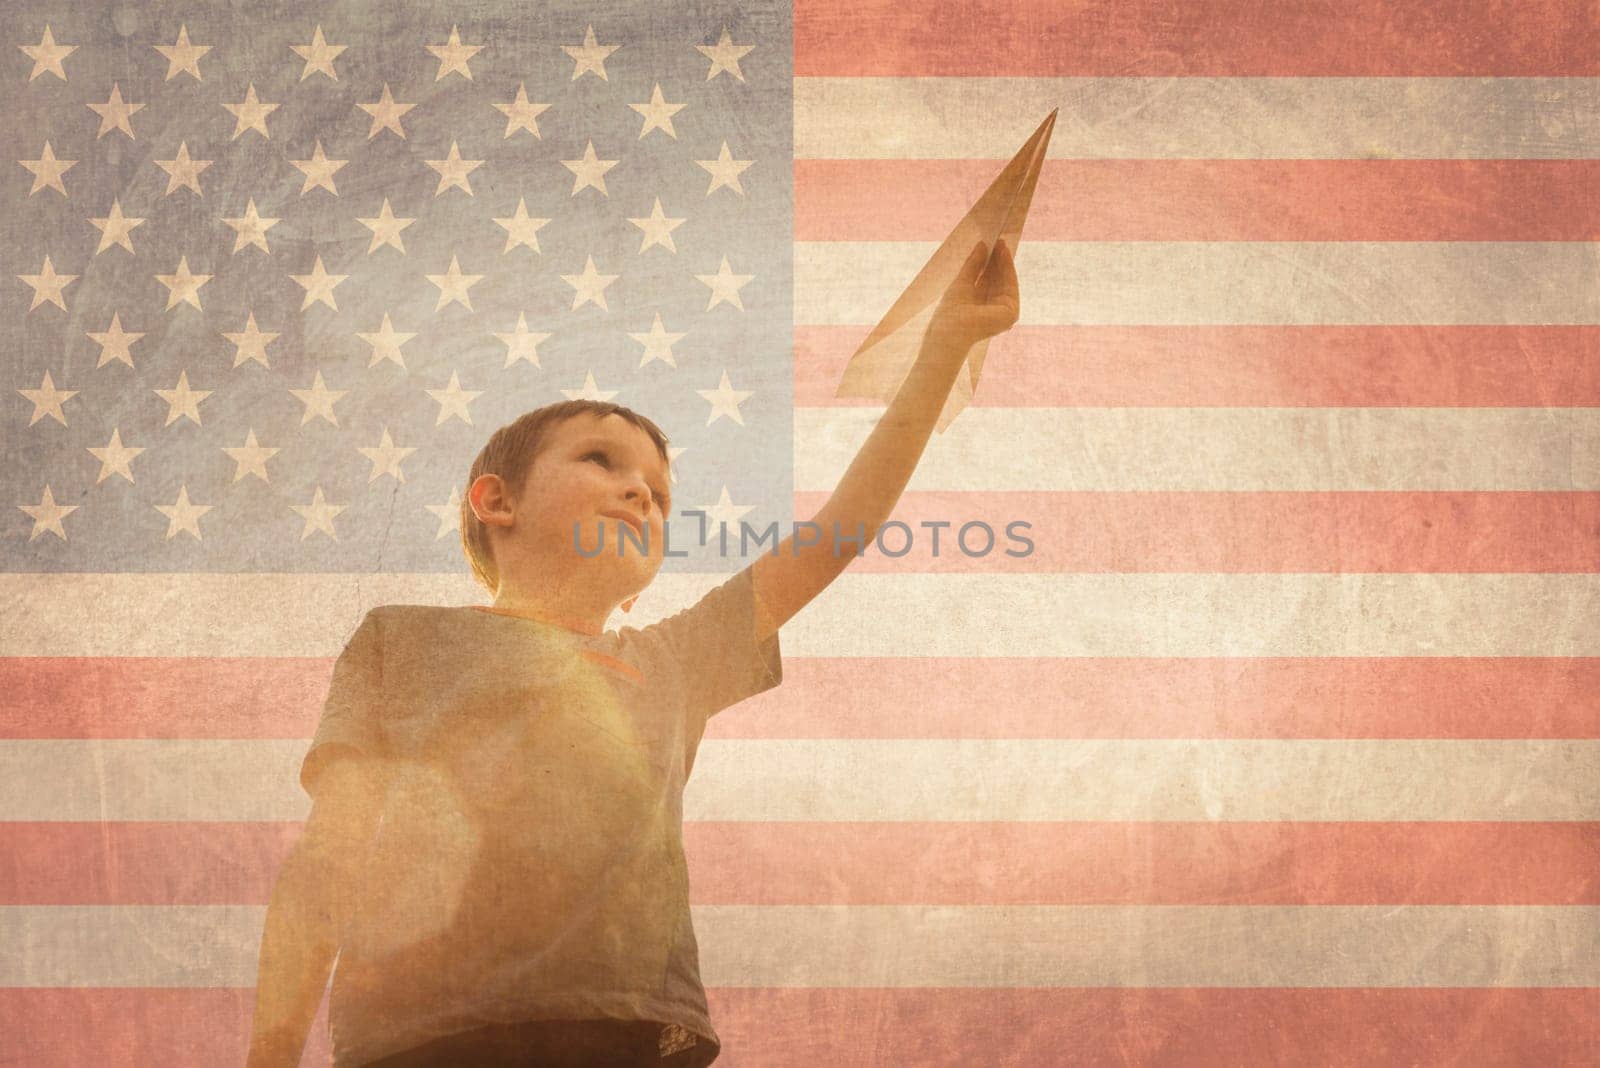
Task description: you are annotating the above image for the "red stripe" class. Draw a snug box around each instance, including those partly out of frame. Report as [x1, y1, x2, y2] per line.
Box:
[791, 492, 1600, 573]
[5, 821, 1594, 906]
[1, 987, 1593, 1066]
[721, 657, 1600, 740]
[797, 325, 1600, 407]
[0, 988, 329, 1068]
[794, 0, 1600, 76]
[710, 988, 1600, 1066]
[5, 657, 1596, 740]
[687, 822, 1600, 906]
[795, 161, 1600, 242]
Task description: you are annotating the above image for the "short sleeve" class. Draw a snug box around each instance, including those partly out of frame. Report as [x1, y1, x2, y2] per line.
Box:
[299, 609, 386, 801]
[629, 562, 783, 727]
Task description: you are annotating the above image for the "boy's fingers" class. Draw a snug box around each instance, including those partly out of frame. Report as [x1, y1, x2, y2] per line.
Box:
[977, 240, 1012, 296]
[960, 240, 988, 281]
[992, 240, 1018, 287]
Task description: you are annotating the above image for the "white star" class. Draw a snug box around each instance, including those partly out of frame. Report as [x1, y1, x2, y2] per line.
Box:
[20, 141, 75, 197]
[288, 370, 347, 426]
[223, 83, 278, 140]
[492, 197, 551, 253]
[19, 485, 79, 542]
[695, 26, 754, 82]
[154, 255, 210, 311]
[425, 255, 484, 311]
[87, 312, 145, 369]
[424, 485, 463, 540]
[357, 427, 417, 483]
[154, 141, 212, 196]
[291, 485, 346, 540]
[696, 141, 754, 195]
[695, 254, 754, 311]
[627, 83, 686, 139]
[87, 428, 144, 484]
[154, 485, 212, 540]
[221, 428, 280, 483]
[561, 255, 619, 311]
[357, 83, 415, 139]
[87, 82, 143, 139]
[152, 369, 212, 426]
[290, 25, 345, 81]
[20, 25, 75, 82]
[88, 199, 145, 254]
[289, 254, 348, 310]
[221, 312, 279, 368]
[154, 25, 210, 81]
[221, 197, 280, 253]
[628, 311, 686, 369]
[560, 140, 619, 196]
[425, 370, 483, 426]
[355, 198, 416, 254]
[494, 312, 551, 368]
[694, 486, 756, 544]
[493, 83, 549, 138]
[356, 312, 416, 368]
[562, 25, 619, 81]
[697, 370, 754, 426]
[290, 140, 347, 195]
[560, 369, 618, 402]
[426, 24, 482, 80]
[17, 369, 77, 425]
[626, 196, 686, 253]
[424, 141, 484, 196]
[666, 446, 687, 488]
[18, 254, 77, 311]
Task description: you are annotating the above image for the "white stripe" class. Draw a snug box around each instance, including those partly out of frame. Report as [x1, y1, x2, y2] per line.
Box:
[0, 570, 718, 655]
[2, 904, 1594, 986]
[3, 739, 1593, 821]
[795, 77, 1600, 159]
[793, 406, 1600, 491]
[3, 573, 1595, 656]
[796, 242, 1600, 325]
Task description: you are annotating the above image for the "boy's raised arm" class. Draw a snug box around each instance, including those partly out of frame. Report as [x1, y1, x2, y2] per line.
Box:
[750, 239, 1019, 642]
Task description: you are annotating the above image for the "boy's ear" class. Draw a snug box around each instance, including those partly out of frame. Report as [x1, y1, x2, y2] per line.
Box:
[468, 473, 515, 527]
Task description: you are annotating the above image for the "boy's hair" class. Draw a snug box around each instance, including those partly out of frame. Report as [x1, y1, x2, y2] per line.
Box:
[460, 399, 672, 594]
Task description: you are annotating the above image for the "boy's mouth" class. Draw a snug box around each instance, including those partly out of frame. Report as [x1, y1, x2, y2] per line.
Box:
[599, 510, 645, 538]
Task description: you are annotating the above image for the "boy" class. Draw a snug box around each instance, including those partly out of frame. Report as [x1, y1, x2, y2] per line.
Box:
[247, 239, 1018, 1067]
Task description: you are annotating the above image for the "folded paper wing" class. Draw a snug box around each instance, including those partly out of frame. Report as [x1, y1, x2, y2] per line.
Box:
[834, 108, 1057, 433]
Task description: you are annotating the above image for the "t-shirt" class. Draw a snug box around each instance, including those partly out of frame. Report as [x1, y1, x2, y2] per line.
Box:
[298, 563, 783, 1068]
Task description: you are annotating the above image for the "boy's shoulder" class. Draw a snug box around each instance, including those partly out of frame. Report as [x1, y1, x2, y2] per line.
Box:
[348, 604, 473, 653]
[362, 602, 500, 628]
[364, 602, 455, 624]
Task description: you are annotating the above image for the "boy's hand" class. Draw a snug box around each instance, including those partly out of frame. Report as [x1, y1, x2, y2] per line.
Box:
[928, 238, 1020, 350]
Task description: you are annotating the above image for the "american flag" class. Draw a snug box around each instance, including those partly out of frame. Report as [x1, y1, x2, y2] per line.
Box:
[4, 1, 1598, 1066]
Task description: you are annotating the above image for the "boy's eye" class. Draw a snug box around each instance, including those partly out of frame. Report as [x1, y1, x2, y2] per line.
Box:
[585, 449, 667, 510]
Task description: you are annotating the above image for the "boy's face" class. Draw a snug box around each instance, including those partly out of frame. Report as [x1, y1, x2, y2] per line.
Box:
[499, 412, 672, 599]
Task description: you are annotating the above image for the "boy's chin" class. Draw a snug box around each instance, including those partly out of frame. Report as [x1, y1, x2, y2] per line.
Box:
[596, 549, 661, 585]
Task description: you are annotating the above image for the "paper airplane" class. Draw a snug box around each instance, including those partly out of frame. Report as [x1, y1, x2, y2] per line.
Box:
[834, 107, 1057, 433]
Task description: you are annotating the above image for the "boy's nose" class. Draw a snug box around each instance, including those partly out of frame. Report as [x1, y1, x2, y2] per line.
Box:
[617, 483, 651, 520]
